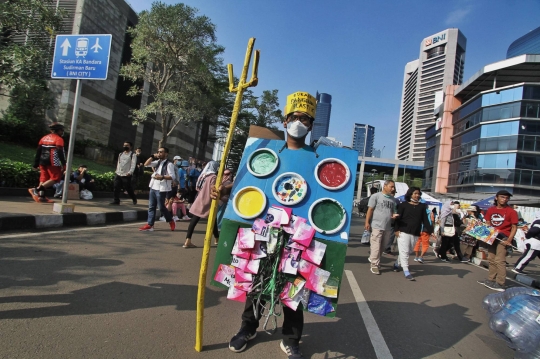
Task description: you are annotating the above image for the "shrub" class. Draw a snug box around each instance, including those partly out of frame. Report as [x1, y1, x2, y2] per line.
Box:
[0, 159, 40, 187]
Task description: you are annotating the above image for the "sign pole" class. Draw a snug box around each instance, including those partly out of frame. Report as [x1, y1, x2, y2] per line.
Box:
[194, 37, 259, 352]
[61, 79, 83, 204]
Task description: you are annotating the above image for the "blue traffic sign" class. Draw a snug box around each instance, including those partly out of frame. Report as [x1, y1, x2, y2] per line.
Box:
[51, 34, 112, 80]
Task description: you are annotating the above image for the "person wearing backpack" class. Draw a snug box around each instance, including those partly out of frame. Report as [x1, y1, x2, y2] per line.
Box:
[110, 141, 138, 205]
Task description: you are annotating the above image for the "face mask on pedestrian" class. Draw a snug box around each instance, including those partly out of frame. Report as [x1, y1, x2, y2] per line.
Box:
[123, 146, 130, 151]
[286, 120, 309, 139]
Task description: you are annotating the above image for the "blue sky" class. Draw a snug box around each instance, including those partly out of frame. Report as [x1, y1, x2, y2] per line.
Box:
[128, 0, 540, 159]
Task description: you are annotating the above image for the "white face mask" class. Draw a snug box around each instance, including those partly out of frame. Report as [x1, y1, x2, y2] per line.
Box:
[286, 120, 309, 139]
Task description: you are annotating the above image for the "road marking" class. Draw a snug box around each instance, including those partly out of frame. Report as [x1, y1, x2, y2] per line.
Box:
[0, 222, 143, 240]
[345, 270, 393, 359]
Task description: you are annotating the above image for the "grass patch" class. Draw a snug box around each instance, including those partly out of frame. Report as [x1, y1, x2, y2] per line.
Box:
[0, 142, 116, 174]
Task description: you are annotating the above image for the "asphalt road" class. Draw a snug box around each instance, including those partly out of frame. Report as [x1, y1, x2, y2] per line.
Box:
[0, 216, 515, 359]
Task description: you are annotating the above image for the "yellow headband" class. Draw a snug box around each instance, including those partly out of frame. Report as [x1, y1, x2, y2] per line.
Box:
[284, 91, 316, 119]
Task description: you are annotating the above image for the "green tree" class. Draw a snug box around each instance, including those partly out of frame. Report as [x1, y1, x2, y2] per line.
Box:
[0, 0, 66, 144]
[120, 2, 225, 147]
[216, 89, 282, 173]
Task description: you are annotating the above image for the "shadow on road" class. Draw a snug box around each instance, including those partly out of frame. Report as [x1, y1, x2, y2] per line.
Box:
[0, 281, 222, 319]
[0, 247, 123, 289]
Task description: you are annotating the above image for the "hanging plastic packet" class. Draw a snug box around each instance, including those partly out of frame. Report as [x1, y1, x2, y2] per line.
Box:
[307, 292, 334, 316]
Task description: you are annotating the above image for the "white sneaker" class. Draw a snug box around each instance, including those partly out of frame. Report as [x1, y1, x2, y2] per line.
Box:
[159, 217, 166, 222]
[172, 216, 180, 222]
[182, 215, 190, 220]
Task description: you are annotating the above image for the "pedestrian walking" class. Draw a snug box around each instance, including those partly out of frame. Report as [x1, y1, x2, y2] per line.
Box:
[365, 180, 398, 275]
[513, 211, 540, 274]
[459, 205, 481, 262]
[182, 160, 220, 248]
[131, 147, 144, 191]
[139, 147, 176, 232]
[28, 122, 67, 203]
[111, 141, 138, 205]
[413, 204, 435, 263]
[393, 187, 433, 281]
[438, 201, 466, 263]
[478, 190, 518, 292]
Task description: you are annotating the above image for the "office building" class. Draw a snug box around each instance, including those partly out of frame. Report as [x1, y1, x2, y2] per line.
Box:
[352, 123, 374, 157]
[425, 54, 540, 196]
[373, 148, 381, 158]
[310, 92, 332, 144]
[396, 28, 467, 162]
[507, 26, 540, 58]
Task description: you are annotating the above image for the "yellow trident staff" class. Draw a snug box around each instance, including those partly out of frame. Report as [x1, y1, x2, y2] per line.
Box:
[195, 38, 260, 352]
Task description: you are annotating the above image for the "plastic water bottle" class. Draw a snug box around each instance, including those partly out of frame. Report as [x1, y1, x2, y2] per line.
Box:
[483, 289, 540, 358]
[482, 287, 540, 314]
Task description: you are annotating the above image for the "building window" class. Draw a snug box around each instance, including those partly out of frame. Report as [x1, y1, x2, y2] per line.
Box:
[426, 45, 446, 59]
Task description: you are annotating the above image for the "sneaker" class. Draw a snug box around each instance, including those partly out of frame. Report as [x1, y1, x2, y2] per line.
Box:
[172, 216, 180, 222]
[367, 257, 371, 263]
[413, 257, 418, 262]
[109, 201, 120, 205]
[393, 263, 401, 272]
[28, 188, 40, 203]
[417, 257, 424, 264]
[440, 258, 449, 262]
[280, 340, 304, 359]
[405, 274, 415, 281]
[477, 279, 487, 286]
[370, 266, 380, 275]
[484, 281, 506, 292]
[228, 329, 257, 353]
[169, 221, 175, 231]
[182, 215, 190, 220]
[461, 258, 470, 263]
[139, 224, 154, 231]
[512, 268, 526, 274]
[383, 248, 392, 255]
[159, 217, 166, 222]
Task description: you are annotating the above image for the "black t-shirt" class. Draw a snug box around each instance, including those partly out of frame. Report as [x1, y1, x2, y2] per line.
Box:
[394, 202, 433, 236]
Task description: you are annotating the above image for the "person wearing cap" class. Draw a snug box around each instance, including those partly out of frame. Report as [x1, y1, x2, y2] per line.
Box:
[72, 164, 95, 193]
[513, 211, 540, 274]
[477, 190, 518, 292]
[29, 122, 67, 203]
[226, 91, 316, 359]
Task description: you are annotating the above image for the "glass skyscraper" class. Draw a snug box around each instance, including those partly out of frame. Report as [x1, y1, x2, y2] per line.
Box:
[507, 25, 540, 58]
[310, 92, 332, 144]
[352, 123, 375, 157]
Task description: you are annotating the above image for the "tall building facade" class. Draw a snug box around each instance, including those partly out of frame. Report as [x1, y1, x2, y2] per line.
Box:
[352, 123, 374, 157]
[507, 25, 540, 58]
[396, 29, 467, 162]
[310, 92, 332, 144]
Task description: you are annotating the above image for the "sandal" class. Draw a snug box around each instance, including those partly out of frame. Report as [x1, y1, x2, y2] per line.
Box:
[183, 243, 197, 248]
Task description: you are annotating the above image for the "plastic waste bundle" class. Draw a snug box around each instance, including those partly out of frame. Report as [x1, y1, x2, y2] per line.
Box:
[483, 287, 540, 358]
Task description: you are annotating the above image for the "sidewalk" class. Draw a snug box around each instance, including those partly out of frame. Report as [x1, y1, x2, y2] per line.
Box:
[0, 193, 149, 231]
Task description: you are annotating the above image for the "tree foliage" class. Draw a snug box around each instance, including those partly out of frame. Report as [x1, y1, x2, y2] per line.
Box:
[216, 89, 283, 173]
[120, 2, 225, 147]
[0, 0, 65, 88]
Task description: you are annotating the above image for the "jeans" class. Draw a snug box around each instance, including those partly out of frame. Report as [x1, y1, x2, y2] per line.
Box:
[148, 189, 172, 225]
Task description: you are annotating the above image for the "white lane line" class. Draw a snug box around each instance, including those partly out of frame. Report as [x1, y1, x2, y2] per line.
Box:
[345, 270, 393, 359]
[0, 222, 143, 239]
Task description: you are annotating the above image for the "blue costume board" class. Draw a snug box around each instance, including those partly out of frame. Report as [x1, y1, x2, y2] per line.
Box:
[222, 138, 358, 242]
[211, 138, 358, 317]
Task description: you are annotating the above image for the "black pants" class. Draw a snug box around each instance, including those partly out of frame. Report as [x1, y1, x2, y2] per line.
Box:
[515, 243, 540, 270]
[113, 175, 137, 203]
[79, 181, 95, 192]
[186, 215, 219, 239]
[439, 234, 463, 260]
[241, 297, 304, 346]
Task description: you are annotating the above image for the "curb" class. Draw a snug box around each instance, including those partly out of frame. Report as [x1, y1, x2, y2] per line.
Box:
[0, 210, 148, 231]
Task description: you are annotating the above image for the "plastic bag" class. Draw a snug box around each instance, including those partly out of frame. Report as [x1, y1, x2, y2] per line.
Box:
[361, 230, 371, 244]
[307, 292, 334, 316]
[80, 189, 93, 200]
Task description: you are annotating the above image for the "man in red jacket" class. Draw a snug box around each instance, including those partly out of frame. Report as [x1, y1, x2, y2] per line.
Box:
[29, 122, 67, 203]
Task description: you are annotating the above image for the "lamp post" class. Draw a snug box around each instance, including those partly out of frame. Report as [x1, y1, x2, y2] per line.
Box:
[381, 145, 385, 159]
[402, 156, 409, 183]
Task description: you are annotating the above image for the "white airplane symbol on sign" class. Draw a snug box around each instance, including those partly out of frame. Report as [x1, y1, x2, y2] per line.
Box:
[91, 38, 103, 53]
